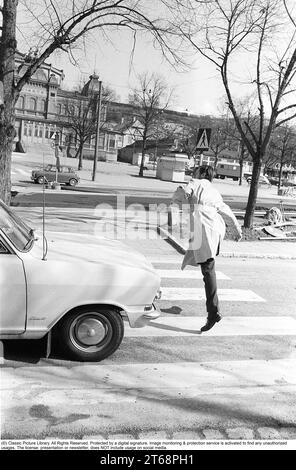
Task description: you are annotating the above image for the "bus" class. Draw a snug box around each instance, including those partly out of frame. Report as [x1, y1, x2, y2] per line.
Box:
[215, 162, 240, 181]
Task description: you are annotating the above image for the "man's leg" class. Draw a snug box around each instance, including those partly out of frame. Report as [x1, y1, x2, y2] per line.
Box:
[200, 257, 221, 331]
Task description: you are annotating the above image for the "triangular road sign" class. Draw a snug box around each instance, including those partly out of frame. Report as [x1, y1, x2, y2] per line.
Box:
[196, 128, 211, 150]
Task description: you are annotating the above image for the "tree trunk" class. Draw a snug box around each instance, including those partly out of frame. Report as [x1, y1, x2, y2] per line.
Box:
[239, 141, 245, 186]
[0, 0, 18, 205]
[277, 160, 284, 195]
[214, 154, 219, 169]
[244, 158, 262, 228]
[78, 142, 84, 170]
[239, 158, 243, 186]
[139, 135, 147, 177]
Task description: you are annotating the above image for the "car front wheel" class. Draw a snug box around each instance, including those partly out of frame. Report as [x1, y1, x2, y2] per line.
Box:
[56, 307, 124, 362]
[37, 176, 45, 184]
[68, 178, 78, 186]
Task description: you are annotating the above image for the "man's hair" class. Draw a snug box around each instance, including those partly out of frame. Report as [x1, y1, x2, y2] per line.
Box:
[193, 164, 214, 182]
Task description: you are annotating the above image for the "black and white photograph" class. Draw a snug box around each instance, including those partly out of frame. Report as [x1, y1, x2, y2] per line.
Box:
[0, 0, 296, 454]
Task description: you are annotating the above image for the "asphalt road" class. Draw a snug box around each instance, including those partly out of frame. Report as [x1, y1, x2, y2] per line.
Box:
[3, 154, 296, 446]
[11, 188, 296, 214]
[2, 250, 296, 442]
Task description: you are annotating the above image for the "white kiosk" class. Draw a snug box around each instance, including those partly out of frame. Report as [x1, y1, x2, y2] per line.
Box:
[156, 152, 188, 182]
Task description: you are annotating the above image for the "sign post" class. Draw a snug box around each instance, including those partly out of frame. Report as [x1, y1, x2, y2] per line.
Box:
[92, 80, 102, 182]
[195, 128, 212, 165]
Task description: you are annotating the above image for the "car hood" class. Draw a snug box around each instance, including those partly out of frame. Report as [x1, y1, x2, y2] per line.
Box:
[30, 231, 155, 273]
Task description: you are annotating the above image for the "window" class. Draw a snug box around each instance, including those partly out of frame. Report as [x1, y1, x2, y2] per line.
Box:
[68, 104, 75, 115]
[40, 99, 46, 112]
[117, 136, 123, 148]
[29, 98, 36, 111]
[99, 135, 104, 148]
[57, 104, 61, 114]
[16, 96, 24, 109]
[0, 240, 9, 254]
[0, 200, 34, 252]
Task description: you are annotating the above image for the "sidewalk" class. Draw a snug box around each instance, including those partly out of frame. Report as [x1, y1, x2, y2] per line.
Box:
[15, 204, 296, 260]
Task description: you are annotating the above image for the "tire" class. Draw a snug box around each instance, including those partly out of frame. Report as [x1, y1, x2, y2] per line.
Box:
[56, 306, 124, 362]
[37, 176, 45, 184]
[68, 178, 78, 186]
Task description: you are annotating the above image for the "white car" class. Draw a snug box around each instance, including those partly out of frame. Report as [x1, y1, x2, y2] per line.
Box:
[246, 174, 271, 185]
[0, 200, 161, 361]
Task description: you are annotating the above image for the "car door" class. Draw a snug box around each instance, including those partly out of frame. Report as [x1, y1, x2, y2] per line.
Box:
[58, 167, 68, 184]
[0, 236, 27, 334]
[45, 167, 56, 182]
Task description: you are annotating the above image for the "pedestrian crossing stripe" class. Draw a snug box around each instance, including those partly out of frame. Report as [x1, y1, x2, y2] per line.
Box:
[125, 316, 296, 337]
[156, 269, 231, 280]
[160, 288, 265, 302]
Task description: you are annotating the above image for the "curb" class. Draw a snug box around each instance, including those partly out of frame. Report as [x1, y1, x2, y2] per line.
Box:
[157, 226, 296, 260]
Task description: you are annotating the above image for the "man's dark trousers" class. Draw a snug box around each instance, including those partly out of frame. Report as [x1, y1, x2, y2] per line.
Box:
[200, 257, 219, 319]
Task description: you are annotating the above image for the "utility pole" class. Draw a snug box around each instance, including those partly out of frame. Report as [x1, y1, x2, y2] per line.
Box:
[92, 80, 102, 182]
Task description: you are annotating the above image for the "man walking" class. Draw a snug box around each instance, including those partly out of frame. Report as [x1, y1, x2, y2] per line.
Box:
[173, 165, 242, 332]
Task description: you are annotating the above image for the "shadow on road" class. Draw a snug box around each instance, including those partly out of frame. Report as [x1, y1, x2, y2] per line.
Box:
[1, 339, 47, 364]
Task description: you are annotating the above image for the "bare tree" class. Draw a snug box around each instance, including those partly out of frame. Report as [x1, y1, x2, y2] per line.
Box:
[178, 0, 296, 227]
[0, 0, 188, 203]
[61, 84, 115, 170]
[62, 96, 98, 170]
[128, 72, 174, 176]
[267, 124, 296, 192]
[209, 121, 233, 169]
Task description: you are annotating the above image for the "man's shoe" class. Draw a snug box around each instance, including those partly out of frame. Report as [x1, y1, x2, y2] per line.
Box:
[200, 314, 222, 332]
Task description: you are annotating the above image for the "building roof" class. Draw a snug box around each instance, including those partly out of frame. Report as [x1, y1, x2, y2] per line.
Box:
[81, 74, 101, 96]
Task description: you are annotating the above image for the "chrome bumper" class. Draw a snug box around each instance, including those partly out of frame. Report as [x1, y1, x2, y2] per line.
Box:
[123, 304, 161, 328]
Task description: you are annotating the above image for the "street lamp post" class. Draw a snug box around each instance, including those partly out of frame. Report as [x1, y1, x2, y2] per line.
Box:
[92, 80, 102, 182]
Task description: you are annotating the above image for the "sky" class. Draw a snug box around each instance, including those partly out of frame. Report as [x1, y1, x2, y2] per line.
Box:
[16, 1, 295, 120]
[51, 29, 226, 117]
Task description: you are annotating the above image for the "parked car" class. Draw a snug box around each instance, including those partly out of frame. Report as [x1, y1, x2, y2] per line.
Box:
[31, 164, 80, 186]
[268, 177, 296, 187]
[0, 200, 161, 361]
[245, 174, 271, 185]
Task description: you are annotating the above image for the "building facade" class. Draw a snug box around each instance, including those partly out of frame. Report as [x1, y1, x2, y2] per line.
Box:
[14, 53, 128, 161]
[13, 52, 207, 163]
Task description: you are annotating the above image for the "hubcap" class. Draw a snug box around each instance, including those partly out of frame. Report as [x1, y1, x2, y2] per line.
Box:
[68, 312, 114, 353]
[75, 317, 107, 346]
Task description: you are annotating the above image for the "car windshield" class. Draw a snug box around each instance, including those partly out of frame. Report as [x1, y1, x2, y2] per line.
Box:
[0, 200, 34, 251]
